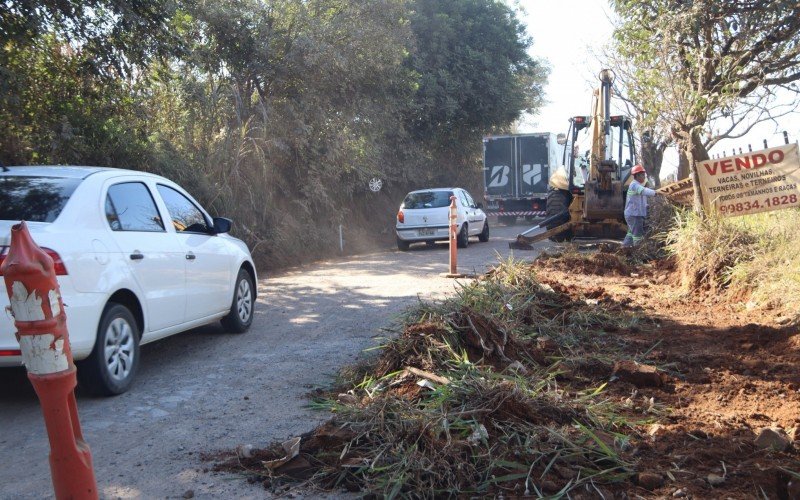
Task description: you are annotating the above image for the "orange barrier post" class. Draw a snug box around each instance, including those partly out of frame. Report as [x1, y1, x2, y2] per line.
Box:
[1, 222, 98, 500]
[448, 195, 458, 276]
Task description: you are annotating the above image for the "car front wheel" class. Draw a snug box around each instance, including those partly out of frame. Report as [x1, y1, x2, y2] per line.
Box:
[77, 303, 140, 396]
[222, 268, 255, 333]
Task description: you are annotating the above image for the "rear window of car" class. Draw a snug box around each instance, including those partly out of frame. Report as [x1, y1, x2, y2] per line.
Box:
[402, 191, 453, 209]
[0, 176, 82, 222]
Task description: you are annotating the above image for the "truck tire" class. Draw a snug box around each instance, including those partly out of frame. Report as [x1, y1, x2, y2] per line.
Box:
[545, 189, 573, 242]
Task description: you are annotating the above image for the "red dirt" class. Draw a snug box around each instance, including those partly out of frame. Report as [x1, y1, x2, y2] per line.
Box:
[212, 251, 800, 499]
[534, 254, 800, 499]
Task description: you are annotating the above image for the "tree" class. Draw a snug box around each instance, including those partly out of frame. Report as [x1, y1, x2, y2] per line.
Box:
[404, 0, 547, 184]
[611, 0, 800, 211]
[0, 0, 181, 77]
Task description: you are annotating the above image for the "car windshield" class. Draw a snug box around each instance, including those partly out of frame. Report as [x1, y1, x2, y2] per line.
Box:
[0, 176, 83, 222]
[403, 191, 453, 209]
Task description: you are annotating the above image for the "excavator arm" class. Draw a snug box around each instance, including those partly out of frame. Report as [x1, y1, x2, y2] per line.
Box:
[510, 69, 636, 250]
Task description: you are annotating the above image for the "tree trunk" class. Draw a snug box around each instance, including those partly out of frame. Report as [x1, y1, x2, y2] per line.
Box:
[641, 138, 667, 187]
[677, 154, 690, 180]
[677, 128, 709, 215]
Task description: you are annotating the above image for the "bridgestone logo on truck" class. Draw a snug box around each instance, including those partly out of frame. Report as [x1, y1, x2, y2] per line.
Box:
[696, 144, 800, 217]
[488, 166, 510, 187]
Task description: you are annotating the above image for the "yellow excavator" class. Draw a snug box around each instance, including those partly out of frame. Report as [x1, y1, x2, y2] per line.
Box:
[510, 69, 637, 249]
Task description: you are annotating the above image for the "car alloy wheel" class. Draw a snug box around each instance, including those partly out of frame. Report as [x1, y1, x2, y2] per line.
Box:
[77, 303, 140, 396]
[236, 275, 253, 324]
[105, 317, 136, 382]
[222, 268, 255, 333]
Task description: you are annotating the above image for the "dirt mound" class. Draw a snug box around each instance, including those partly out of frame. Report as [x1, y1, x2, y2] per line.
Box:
[212, 257, 800, 499]
[538, 250, 630, 276]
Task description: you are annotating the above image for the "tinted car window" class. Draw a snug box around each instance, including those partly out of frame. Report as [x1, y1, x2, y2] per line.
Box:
[156, 185, 209, 233]
[403, 191, 453, 209]
[106, 182, 165, 232]
[0, 176, 82, 222]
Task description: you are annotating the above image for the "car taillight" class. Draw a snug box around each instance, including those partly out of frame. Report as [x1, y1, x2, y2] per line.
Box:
[42, 248, 68, 275]
[0, 349, 22, 356]
[0, 246, 67, 276]
[532, 202, 540, 210]
[397, 210, 405, 224]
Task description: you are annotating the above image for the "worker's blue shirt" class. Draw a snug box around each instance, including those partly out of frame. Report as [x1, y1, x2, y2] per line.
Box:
[624, 179, 656, 217]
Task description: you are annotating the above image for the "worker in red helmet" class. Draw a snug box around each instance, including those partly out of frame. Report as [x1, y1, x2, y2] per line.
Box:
[622, 164, 657, 247]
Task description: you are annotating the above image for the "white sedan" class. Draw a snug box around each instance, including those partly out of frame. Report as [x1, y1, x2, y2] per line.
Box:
[395, 187, 489, 250]
[0, 166, 257, 396]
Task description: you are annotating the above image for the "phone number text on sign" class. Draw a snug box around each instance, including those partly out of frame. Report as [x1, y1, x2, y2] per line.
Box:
[719, 194, 798, 215]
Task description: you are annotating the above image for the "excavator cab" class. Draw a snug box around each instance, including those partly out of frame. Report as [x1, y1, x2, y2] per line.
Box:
[511, 69, 639, 249]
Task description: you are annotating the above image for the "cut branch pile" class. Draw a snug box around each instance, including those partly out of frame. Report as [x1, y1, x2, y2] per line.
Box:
[212, 259, 660, 497]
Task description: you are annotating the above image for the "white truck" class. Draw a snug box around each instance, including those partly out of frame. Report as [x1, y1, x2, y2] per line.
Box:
[482, 133, 562, 224]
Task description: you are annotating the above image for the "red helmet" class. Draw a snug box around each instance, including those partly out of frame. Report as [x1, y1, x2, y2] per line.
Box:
[631, 164, 646, 175]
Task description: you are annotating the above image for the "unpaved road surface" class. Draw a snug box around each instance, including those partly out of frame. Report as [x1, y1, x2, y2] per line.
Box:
[0, 223, 550, 499]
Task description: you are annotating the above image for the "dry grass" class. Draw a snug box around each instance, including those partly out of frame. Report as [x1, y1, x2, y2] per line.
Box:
[726, 209, 800, 318]
[214, 260, 647, 497]
[666, 207, 800, 321]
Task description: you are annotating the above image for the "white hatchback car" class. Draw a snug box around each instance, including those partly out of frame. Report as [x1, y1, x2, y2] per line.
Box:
[0, 166, 257, 395]
[395, 187, 489, 250]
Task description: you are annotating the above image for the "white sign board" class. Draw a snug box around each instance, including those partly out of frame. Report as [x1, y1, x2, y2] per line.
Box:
[696, 144, 800, 217]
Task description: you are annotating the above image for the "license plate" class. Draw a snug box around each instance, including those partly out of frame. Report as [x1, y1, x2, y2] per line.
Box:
[418, 228, 435, 236]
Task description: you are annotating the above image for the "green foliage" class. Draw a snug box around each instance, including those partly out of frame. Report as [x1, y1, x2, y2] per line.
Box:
[0, 0, 181, 77]
[0, 0, 546, 269]
[405, 0, 545, 142]
[610, 0, 800, 172]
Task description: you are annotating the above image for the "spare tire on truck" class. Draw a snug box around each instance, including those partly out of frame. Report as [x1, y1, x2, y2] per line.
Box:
[545, 189, 573, 242]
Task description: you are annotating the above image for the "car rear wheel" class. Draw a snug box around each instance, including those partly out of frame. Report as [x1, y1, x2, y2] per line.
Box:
[77, 303, 140, 396]
[222, 268, 255, 333]
[457, 223, 469, 248]
[397, 237, 410, 251]
[478, 221, 490, 242]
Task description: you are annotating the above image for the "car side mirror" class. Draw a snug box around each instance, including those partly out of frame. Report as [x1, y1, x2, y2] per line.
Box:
[212, 217, 232, 234]
[476, 202, 483, 209]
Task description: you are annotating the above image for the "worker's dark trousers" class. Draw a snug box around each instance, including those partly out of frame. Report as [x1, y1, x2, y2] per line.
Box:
[622, 215, 645, 247]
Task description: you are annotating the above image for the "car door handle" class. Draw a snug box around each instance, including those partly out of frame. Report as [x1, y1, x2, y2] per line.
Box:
[185, 252, 196, 260]
[130, 253, 144, 260]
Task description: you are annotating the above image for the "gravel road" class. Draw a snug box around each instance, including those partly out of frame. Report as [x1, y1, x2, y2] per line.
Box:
[0, 222, 550, 499]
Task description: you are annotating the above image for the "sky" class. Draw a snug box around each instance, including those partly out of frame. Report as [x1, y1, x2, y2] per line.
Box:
[514, 0, 800, 179]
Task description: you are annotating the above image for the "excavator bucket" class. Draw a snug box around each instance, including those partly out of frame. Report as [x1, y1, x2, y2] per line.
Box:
[509, 210, 572, 250]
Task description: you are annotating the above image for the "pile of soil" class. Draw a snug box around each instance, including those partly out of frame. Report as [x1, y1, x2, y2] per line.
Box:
[211, 250, 800, 498]
[538, 249, 630, 276]
[533, 251, 800, 499]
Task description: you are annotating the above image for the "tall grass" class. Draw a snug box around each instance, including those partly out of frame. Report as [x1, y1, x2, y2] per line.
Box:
[667, 207, 800, 317]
